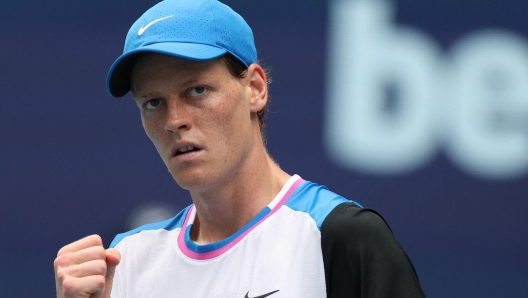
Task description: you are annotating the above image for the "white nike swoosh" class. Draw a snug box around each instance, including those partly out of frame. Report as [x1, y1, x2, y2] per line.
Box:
[138, 15, 174, 36]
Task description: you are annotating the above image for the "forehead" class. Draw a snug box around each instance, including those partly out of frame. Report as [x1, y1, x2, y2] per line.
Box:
[130, 53, 228, 95]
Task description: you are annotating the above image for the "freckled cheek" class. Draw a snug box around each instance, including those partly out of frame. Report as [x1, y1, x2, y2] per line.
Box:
[141, 116, 155, 140]
[208, 104, 238, 139]
[215, 107, 249, 155]
[142, 117, 168, 157]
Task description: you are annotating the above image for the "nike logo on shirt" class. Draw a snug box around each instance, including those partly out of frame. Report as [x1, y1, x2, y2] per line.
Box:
[138, 15, 174, 35]
[244, 290, 279, 298]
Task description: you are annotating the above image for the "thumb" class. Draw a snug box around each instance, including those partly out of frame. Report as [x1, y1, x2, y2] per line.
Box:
[101, 248, 121, 298]
[106, 248, 121, 268]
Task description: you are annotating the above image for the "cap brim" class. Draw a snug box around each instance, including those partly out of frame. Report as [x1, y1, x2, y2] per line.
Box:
[106, 42, 227, 98]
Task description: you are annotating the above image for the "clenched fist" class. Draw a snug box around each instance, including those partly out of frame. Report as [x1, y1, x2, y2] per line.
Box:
[54, 235, 121, 298]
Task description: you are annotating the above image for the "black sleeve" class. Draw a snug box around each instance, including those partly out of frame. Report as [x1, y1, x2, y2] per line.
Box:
[321, 203, 426, 298]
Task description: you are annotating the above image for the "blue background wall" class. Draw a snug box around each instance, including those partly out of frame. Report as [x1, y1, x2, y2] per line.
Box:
[1, 0, 527, 296]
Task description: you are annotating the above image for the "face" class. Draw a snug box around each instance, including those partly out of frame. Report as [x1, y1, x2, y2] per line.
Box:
[131, 54, 266, 192]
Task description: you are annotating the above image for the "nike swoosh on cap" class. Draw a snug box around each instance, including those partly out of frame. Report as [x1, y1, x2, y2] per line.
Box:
[244, 290, 279, 298]
[138, 15, 174, 36]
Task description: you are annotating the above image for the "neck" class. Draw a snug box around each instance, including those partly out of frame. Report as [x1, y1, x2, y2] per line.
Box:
[189, 153, 290, 244]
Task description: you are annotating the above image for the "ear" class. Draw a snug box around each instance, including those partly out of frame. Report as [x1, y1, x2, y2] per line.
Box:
[245, 64, 268, 113]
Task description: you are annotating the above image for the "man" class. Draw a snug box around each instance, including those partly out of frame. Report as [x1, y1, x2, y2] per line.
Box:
[54, 0, 426, 297]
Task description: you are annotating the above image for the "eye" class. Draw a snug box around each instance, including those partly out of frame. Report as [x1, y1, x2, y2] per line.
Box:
[189, 86, 207, 97]
[145, 98, 161, 110]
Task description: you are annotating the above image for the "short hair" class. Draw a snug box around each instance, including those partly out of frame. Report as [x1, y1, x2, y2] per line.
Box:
[220, 54, 271, 144]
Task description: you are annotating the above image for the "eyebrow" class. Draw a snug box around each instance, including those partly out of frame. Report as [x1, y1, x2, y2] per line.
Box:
[132, 76, 207, 100]
[130, 59, 218, 97]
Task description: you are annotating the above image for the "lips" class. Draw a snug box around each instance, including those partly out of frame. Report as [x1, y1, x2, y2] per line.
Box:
[176, 146, 199, 155]
[171, 142, 203, 157]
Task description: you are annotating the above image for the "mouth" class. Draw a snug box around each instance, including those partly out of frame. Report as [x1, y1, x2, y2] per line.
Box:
[171, 144, 203, 158]
[175, 146, 201, 156]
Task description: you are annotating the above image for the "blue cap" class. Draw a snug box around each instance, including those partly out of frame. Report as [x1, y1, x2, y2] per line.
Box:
[106, 0, 257, 98]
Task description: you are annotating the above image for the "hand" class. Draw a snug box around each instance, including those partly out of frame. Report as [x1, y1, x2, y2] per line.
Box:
[54, 235, 121, 298]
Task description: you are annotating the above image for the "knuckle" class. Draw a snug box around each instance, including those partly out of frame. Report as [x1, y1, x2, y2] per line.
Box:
[61, 278, 78, 295]
[53, 256, 62, 270]
[93, 275, 106, 288]
[87, 234, 103, 246]
[93, 245, 106, 258]
[54, 254, 74, 274]
[54, 253, 72, 268]
[55, 268, 67, 282]
[94, 259, 108, 275]
[57, 246, 68, 257]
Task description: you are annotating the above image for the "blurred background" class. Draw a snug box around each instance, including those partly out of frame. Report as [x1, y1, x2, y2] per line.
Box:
[1, 0, 527, 296]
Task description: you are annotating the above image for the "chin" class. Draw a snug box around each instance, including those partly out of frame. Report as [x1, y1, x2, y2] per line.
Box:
[170, 170, 214, 192]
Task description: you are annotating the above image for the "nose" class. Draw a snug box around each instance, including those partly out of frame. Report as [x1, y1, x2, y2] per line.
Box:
[164, 99, 192, 133]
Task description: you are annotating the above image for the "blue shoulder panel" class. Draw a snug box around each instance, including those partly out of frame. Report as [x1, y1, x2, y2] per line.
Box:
[109, 205, 191, 248]
[285, 181, 362, 230]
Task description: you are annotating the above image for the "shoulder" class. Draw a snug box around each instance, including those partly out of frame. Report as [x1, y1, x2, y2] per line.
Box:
[320, 203, 426, 297]
[321, 203, 412, 266]
[285, 179, 362, 229]
[321, 203, 393, 245]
